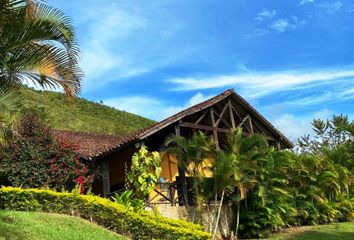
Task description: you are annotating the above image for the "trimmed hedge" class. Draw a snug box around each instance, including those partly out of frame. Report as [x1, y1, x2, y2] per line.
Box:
[0, 187, 211, 240]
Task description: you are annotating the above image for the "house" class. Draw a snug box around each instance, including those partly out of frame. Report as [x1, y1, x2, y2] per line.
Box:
[56, 89, 293, 204]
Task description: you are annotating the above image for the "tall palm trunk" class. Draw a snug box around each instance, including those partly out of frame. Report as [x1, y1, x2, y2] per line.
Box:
[212, 190, 225, 240]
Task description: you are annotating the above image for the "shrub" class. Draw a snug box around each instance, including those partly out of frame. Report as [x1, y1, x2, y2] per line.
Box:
[0, 111, 97, 192]
[126, 146, 162, 200]
[0, 187, 211, 240]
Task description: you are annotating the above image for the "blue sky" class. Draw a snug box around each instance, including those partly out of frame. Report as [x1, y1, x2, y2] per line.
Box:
[50, 0, 354, 141]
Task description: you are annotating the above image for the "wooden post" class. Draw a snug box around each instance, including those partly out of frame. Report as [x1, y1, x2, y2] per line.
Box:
[210, 107, 220, 149]
[175, 124, 189, 206]
[102, 159, 110, 198]
[248, 117, 254, 134]
[228, 99, 236, 130]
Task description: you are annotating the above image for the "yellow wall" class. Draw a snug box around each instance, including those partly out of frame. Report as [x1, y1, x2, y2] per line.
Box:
[159, 152, 215, 181]
[149, 152, 215, 204]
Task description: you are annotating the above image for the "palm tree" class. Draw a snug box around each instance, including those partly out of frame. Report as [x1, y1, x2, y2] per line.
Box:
[0, 0, 82, 95]
[224, 128, 268, 239]
[0, 0, 82, 144]
[211, 128, 268, 239]
[165, 131, 216, 207]
[0, 88, 21, 145]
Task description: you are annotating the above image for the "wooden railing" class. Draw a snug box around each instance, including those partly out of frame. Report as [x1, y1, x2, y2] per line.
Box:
[148, 181, 181, 206]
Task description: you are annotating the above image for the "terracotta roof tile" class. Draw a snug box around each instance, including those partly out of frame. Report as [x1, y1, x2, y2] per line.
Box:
[54, 130, 128, 159]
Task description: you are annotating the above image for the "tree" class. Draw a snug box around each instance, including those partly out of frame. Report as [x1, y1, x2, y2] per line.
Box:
[214, 127, 268, 239]
[298, 115, 353, 154]
[0, 0, 82, 144]
[0, 0, 82, 95]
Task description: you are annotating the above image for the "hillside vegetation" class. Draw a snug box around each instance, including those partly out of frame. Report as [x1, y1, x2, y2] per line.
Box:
[20, 87, 155, 136]
[0, 211, 126, 240]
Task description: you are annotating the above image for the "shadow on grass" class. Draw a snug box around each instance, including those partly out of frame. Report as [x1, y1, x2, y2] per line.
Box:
[0, 215, 30, 240]
[285, 230, 354, 240]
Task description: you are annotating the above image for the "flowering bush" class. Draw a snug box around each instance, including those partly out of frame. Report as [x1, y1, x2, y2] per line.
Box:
[0, 187, 211, 240]
[0, 110, 98, 192]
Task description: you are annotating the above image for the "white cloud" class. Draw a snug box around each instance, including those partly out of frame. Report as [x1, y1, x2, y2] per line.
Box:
[299, 0, 315, 5]
[284, 92, 334, 106]
[77, 6, 151, 90]
[255, 9, 277, 22]
[272, 109, 332, 141]
[104, 92, 213, 121]
[169, 67, 354, 98]
[269, 17, 306, 33]
[319, 1, 343, 14]
[71, 1, 194, 92]
[104, 96, 163, 120]
[270, 19, 290, 32]
[273, 114, 312, 141]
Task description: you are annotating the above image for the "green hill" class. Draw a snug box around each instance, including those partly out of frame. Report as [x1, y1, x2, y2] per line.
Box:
[20, 87, 155, 136]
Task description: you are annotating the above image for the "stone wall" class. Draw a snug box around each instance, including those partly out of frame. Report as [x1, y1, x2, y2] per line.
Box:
[149, 204, 234, 237]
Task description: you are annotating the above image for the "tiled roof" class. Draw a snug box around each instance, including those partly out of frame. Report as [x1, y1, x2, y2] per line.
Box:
[54, 130, 128, 159]
[54, 89, 293, 159]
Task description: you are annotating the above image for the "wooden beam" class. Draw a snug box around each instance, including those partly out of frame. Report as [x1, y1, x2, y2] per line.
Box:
[102, 160, 110, 198]
[248, 116, 254, 134]
[215, 103, 231, 128]
[228, 100, 236, 130]
[237, 115, 250, 128]
[179, 122, 231, 134]
[230, 104, 244, 122]
[195, 110, 208, 124]
[210, 107, 220, 149]
[251, 118, 266, 135]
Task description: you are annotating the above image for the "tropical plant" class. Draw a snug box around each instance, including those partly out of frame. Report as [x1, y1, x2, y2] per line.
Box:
[125, 146, 162, 200]
[165, 131, 216, 206]
[0, 0, 82, 95]
[217, 127, 268, 239]
[0, 0, 82, 144]
[0, 88, 21, 145]
[112, 190, 145, 212]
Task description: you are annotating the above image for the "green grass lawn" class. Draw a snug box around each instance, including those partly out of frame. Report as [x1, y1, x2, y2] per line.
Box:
[268, 221, 354, 240]
[0, 211, 126, 240]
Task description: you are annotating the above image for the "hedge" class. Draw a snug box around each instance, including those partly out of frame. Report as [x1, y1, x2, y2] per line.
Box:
[0, 187, 211, 240]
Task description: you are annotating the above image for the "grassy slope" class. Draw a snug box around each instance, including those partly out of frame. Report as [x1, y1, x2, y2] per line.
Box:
[268, 222, 354, 240]
[20, 87, 155, 136]
[0, 211, 126, 240]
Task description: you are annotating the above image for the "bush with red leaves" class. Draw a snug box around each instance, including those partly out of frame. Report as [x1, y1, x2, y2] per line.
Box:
[0, 110, 98, 193]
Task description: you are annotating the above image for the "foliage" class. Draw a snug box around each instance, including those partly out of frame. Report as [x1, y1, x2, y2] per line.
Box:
[0, 0, 82, 146]
[112, 190, 145, 212]
[20, 87, 155, 136]
[0, 211, 126, 240]
[233, 116, 354, 238]
[0, 111, 97, 192]
[0, 0, 82, 96]
[0, 88, 21, 145]
[165, 122, 354, 239]
[126, 146, 162, 200]
[165, 131, 216, 205]
[298, 115, 354, 154]
[0, 187, 211, 240]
